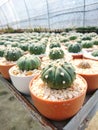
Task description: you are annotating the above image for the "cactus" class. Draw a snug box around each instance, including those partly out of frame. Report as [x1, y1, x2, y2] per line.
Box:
[82, 41, 93, 48]
[4, 47, 24, 61]
[93, 40, 98, 45]
[49, 42, 61, 49]
[77, 61, 91, 69]
[49, 47, 64, 60]
[91, 50, 98, 57]
[19, 43, 29, 51]
[41, 60, 76, 89]
[0, 47, 6, 57]
[81, 36, 92, 40]
[17, 54, 41, 71]
[69, 36, 77, 40]
[68, 43, 82, 53]
[28, 43, 46, 55]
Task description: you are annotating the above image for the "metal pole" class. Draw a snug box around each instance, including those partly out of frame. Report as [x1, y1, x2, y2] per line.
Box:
[24, 0, 31, 29]
[45, 0, 50, 29]
[83, 0, 86, 27]
[8, 0, 18, 29]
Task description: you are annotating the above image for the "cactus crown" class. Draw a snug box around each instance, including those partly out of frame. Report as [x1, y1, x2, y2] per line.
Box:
[41, 60, 76, 89]
[17, 54, 41, 71]
[4, 47, 24, 61]
[68, 43, 82, 53]
[28, 43, 46, 55]
[77, 61, 91, 69]
[49, 47, 64, 60]
[91, 50, 98, 57]
[49, 42, 61, 49]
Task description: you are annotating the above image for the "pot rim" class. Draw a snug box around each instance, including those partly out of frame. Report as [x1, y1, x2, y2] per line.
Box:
[9, 65, 40, 78]
[29, 74, 87, 103]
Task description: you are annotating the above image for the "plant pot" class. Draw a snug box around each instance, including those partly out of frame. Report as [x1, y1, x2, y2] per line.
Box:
[71, 59, 98, 92]
[9, 66, 40, 95]
[69, 52, 83, 59]
[0, 59, 16, 79]
[29, 75, 87, 121]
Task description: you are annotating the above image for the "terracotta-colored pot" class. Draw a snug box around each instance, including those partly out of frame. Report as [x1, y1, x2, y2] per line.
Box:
[71, 53, 83, 59]
[29, 75, 87, 121]
[71, 59, 98, 92]
[0, 62, 16, 79]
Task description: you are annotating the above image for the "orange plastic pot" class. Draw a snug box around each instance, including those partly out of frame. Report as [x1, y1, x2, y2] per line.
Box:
[29, 75, 87, 121]
[77, 73, 98, 92]
[72, 53, 83, 59]
[0, 63, 16, 79]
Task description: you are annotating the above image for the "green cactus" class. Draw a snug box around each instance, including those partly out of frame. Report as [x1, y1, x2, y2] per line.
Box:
[49, 42, 61, 49]
[19, 43, 29, 51]
[41, 60, 76, 89]
[93, 40, 98, 45]
[68, 43, 82, 53]
[69, 36, 77, 40]
[28, 43, 46, 55]
[81, 36, 92, 40]
[17, 54, 41, 71]
[49, 47, 64, 60]
[0, 47, 6, 57]
[82, 41, 93, 48]
[4, 47, 24, 61]
[91, 50, 98, 57]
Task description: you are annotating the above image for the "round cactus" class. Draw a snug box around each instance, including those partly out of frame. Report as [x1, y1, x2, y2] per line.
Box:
[0, 47, 6, 57]
[93, 40, 98, 45]
[81, 36, 92, 41]
[17, 54, 41, 71]
[49, 42, 61, 49]
[28, 43, 46, 55]
[4, 47, 24, 61]
[77, 61, 91, 69]
[41, 60, 76, 89]
[49, 47, 64, 60]
[69, 36, 77, 40]
[82, 41, 93, 48]
[19, 43, 29, 51]
[91, 50, 98, 57]
[68, 43, 82, 53]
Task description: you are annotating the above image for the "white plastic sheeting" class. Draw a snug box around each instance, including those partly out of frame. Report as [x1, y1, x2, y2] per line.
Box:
[0, 0, 98, 29]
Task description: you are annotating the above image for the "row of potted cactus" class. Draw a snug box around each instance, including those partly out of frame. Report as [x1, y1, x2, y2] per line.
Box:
[0, 32, 98, 121]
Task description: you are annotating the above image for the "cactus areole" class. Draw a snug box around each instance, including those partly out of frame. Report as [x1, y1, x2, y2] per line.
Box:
[41, 61, 76, 89]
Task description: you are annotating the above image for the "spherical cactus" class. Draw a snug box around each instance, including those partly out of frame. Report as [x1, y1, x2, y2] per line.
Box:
[82, 41, 93, 48]
[49, 42, 61, 49]
[81, 36, 92, 41]
[49, 47, 64, 60]
[41, 60, 76, 89]
[17, 54, 41, 71]
[28, 43, 46, 55]
[69, 36, 77, 40]
[93, 40, 98, 45]
[19, 43, 29, 51]
[68, 43, 82, 53]
[91, 50, 98, 57]
[4, 47, 24, 61]
[77, 61, 91, 69]
[0, 47, 6, 57]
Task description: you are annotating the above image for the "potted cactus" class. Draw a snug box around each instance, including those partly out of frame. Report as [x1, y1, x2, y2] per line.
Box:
[28, 43, 46, 59]
[0, 47, 23, 79]
[9, 54, 41, 95]
[71, 59, 98, 92]
[67, 43, 83, 59]
[29, 60, 87, 120]
[83, 49, 98, 61]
